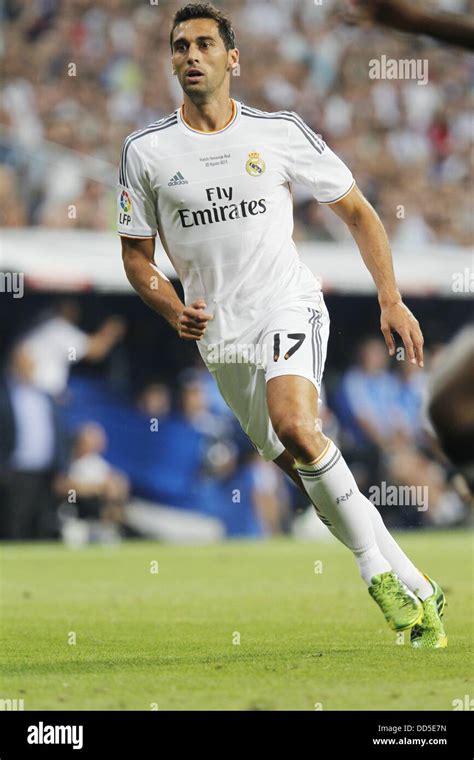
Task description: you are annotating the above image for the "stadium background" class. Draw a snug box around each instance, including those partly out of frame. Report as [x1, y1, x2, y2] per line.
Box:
[0, 0, 472, 545]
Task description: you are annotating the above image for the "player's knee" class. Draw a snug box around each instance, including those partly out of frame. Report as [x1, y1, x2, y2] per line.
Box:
[272, 414, 323, 457]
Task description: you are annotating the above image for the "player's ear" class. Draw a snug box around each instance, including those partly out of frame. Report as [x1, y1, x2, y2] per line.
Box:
[228, 48, 239, 73]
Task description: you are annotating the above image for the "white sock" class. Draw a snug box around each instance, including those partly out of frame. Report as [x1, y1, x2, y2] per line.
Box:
[296, 439, 391, 584]
[362, 495, 434, 600]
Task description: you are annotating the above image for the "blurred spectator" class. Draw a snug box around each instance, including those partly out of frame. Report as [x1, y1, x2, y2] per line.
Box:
[0, 344, 64, 539]
[55, 422, 129, 544]
[394, 357, 426, 442]
[136, 380, 171, 419]
[0, 165, 27, 226]
[338, 337, 407, 451]
[190, 355, 236, 418]
[250, 454, 291, 535]
[177, 368, 230, 439]
[39, 179, 111, 230]
[19, 298, 125, 397]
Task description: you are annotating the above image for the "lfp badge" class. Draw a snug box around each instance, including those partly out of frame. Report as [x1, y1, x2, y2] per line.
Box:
[119, 190, 132, 225]
[245, 151, 266, 177]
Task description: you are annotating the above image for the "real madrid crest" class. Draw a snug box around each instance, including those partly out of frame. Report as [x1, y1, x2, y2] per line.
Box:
[245, 151, 266, 177]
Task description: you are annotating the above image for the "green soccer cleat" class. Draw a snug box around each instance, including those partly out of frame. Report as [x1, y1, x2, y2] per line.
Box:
[410, 575, 448, 649]
[368, 571, 423, 631]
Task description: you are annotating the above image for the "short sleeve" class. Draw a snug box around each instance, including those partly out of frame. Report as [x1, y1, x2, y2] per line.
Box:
[284, 113, 355, 203]
[117, 139, 157, 238]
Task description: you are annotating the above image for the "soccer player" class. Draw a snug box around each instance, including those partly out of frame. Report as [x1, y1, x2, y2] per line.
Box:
[118, 2, 447, 648]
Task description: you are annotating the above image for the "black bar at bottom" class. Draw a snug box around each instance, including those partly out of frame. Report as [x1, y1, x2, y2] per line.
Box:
[0, 710, 471, 757]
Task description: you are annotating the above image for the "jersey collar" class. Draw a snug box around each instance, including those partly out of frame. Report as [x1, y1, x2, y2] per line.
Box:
[177, 98, 240, 136]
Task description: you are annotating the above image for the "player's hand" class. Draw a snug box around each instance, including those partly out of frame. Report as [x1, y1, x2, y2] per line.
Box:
[177, 299, 213, 341]
[380, 301, 424, 367]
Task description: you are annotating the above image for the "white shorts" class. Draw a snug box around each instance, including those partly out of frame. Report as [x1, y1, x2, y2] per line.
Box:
[208, 294, 330, 461]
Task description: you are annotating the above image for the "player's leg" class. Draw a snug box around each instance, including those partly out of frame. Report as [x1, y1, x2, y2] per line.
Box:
[267, 375, 388, 576]
[274, 448, 340, 529]
[263, 301, 392, 583]
[267, 374, 423, 630]
[261, 299, 425, 630]
[274, 446, 447, 646]
[209, 360, 287, 467]
[211, 359, 398, 601]
[275, 448, 432, 597]
[363, 497, 448, 646]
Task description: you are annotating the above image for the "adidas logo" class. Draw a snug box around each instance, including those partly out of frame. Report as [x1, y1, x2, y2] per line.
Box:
[168, 171, 188, 186]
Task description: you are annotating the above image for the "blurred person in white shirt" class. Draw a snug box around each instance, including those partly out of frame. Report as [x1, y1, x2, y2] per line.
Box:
[20, 299, 125, 398]
[55, 422, 129, 542]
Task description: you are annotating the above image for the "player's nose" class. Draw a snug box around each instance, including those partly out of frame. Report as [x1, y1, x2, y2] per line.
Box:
[187, 45, 201, 62]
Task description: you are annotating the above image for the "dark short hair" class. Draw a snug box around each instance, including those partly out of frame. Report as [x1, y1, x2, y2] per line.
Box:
[170, 3, 236, 52]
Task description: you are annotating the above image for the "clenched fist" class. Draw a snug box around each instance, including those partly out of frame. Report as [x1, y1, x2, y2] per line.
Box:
[177, 299, 214, 341]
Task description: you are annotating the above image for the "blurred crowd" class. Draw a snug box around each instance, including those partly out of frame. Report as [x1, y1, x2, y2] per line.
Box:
[0, 299, 470, 544]
[0, 0, 472, 244]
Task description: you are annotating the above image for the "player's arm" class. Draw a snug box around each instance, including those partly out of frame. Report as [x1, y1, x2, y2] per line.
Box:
[121, 236, 212, 341]
[328, 184, 424, 367]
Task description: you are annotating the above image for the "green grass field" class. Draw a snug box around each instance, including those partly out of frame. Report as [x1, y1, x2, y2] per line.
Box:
[0, 531, 472, 711]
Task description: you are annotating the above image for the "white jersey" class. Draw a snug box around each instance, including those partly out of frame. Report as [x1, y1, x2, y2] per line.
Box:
[117, 99, 354, 358]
